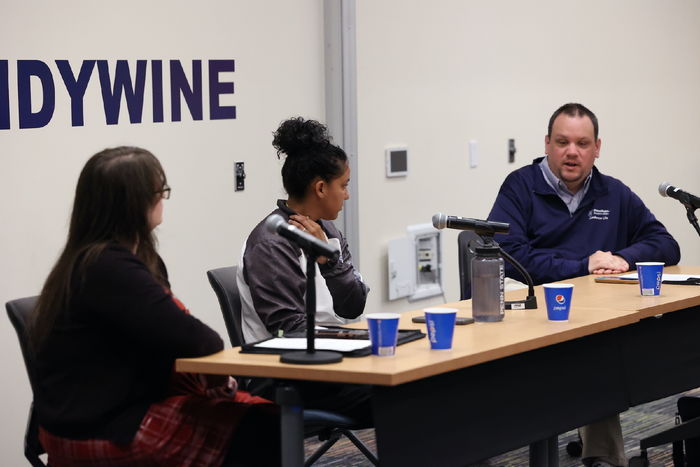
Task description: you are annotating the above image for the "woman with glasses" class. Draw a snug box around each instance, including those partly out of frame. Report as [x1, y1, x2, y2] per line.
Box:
[30, 146, 279, 466]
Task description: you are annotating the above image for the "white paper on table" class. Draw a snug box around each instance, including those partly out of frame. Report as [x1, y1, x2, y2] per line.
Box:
[619, 273, 700, 281]
[253, 337, 371, 352]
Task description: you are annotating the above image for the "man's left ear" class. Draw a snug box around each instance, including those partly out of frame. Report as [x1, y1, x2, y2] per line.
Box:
[595, 138, 602, 158]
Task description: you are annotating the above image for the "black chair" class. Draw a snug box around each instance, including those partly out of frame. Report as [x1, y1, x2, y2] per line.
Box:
[207, 266, 245, 348]
[206, 266, 378, 466]
[457, 230, 481, 300]
[627, 396, 700, 467]
[6, 296, 47, 467]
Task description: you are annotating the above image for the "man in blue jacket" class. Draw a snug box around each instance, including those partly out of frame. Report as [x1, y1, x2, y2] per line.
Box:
[488, 103, 681, 467]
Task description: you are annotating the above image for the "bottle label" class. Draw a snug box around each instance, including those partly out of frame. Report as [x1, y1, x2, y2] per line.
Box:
[498, 262, 505, 314]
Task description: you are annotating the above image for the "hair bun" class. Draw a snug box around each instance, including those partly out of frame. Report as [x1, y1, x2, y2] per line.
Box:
[273, 117, 330, 158]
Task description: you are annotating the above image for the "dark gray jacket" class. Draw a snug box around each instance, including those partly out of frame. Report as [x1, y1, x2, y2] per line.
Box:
[238, 200, 368, 341]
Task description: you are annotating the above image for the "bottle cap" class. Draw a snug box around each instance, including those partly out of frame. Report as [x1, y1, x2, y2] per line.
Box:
[474, 245, 501, 256]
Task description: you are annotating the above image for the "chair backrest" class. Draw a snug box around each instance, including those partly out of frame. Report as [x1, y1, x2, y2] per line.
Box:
[6, 296, 47, 467]
[457, 231, 481, 300]
[7, 296, 40, 392]
[206, 266, 244, 347]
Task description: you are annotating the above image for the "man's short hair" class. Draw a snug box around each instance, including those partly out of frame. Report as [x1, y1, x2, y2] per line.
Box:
[547, 103, 599, 139]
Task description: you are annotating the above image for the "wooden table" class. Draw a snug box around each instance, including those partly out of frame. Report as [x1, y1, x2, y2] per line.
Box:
[548, 265, 700, 317]
[177, 266, 700, 467]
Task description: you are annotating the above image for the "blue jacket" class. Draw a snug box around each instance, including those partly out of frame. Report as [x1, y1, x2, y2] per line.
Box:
[487, 157, 681, 284]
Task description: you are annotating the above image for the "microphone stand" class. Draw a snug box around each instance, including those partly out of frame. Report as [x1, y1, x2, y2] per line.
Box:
[477, 234, 538, 310]
[685, 206, 700, 238]
[280, 251, 343, 365]
[499, 248, 538, 310]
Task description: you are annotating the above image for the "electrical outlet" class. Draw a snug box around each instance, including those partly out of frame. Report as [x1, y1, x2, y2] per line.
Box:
[235, 162, 245, 191]
[508, 139, 516, 163]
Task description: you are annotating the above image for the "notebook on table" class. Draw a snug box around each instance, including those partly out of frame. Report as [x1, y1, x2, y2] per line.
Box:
[240, 326, 425, 357]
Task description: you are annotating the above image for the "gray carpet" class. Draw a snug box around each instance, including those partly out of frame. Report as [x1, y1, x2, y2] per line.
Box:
[305, 387, 700, 466]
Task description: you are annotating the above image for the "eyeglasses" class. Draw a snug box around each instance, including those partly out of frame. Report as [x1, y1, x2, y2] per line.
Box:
[157, 185, 171, 200]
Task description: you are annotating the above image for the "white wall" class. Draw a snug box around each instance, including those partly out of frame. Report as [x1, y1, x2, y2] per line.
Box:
[3, 1, 700, 465]
[356, 0, 700, 315]
[0, 1, 325, 464]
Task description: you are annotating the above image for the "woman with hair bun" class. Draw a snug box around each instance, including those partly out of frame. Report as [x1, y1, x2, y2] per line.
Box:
[238, 117, 368, 342]
[237, 117, 372, 423]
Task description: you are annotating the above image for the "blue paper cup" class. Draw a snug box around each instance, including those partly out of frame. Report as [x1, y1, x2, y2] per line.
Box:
[636, 262, 664, 296]
[366, 313, 400, 356]
[424, 308, 458, 350]
[543, 283, 574, 321]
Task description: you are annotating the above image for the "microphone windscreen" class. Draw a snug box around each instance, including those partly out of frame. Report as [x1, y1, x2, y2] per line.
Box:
[658, 182, 671, 198]
[432, 213, 447, 229]
[265, 214, 285, 234]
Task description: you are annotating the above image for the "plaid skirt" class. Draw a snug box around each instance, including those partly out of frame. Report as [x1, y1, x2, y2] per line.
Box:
[39, 388, 274, 467]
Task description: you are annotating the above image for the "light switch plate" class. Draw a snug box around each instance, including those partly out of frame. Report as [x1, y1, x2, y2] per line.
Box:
[469, 140, 478, 168]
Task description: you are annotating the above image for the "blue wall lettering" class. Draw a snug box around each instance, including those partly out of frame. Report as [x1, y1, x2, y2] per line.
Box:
[0, 59, 235, 130]
[151, 60, 164, 123]
[209, 60, 236, 120]
[0, 60, 9, 130]
[56, 60, 95, 127]
[97, 60, 147, 125]
[170, 60, 203, 122]
[18, 60, 55, 129]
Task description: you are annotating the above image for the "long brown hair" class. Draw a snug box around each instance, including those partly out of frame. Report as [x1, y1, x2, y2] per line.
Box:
[30, 147, 168, 351]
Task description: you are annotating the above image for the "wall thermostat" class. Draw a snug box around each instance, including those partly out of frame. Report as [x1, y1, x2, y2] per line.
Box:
[385, 147, 408, 177]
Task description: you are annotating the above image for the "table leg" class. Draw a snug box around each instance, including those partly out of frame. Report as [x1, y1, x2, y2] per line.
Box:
[276, 385, 304, 467]
[548, 436, 559, 467]
[529, 435, 558, 467]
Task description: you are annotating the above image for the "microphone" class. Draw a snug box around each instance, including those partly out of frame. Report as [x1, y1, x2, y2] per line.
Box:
[265, 214, 340, 260]
[433, 213, 535, 309]
[432, 213, 510, 235]
[659, 182, 700, 210]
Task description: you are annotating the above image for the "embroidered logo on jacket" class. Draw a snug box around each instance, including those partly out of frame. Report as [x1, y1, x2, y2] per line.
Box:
[588, 208, 610, 220]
